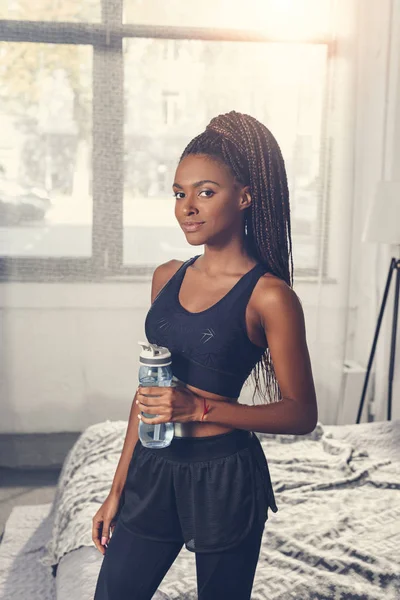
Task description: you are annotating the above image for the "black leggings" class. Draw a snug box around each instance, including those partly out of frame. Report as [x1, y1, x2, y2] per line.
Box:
[94, 429, 276, 599]
[94, 515, 264, 600]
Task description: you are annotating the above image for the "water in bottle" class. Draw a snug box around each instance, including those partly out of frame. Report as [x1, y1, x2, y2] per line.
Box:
[138, 341, 175, 448]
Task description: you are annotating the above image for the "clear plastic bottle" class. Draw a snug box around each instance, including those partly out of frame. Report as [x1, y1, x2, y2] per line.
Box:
[137, 341, 175, 448]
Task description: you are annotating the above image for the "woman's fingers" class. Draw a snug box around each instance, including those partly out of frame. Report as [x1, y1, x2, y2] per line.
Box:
[137, 400, 169, 419]
[102, 519, 111, 547]
[136, 400, 164, 413]
[92, 516, 106, 555]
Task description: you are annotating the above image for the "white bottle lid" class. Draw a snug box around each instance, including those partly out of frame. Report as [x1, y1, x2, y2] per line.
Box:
[138, 340, 172, 367]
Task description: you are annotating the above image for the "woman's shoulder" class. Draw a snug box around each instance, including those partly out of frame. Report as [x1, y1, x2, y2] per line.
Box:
[252, 271, 302, 318]
[150, 258, 186, 304]
[154, 258, 185, 277]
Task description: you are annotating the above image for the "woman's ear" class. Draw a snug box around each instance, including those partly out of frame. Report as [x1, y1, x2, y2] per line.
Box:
[240, 186, 252, 210]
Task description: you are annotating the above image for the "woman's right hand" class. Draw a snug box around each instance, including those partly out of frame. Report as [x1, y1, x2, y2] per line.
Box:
[92, 492, 122, 555]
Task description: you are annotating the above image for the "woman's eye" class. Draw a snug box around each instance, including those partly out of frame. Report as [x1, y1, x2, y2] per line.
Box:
[172, 190, 214, 199]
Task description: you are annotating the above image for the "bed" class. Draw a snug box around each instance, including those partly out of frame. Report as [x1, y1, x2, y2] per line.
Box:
[0, 418, 399, 600]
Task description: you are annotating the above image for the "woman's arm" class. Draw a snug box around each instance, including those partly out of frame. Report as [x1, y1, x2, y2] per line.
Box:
[109, 392, 140, 497]
[201, 278, 318, 435]
[199, 396, 315, 435]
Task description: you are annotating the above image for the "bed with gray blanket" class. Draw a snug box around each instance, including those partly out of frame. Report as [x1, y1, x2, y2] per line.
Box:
[1, 419, 400, 600]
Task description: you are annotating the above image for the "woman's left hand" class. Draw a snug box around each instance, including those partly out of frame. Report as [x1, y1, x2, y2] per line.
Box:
[136, 385, 203, 424]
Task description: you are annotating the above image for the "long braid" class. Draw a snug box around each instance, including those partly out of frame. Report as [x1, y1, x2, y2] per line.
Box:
[179, 110, 293, 404]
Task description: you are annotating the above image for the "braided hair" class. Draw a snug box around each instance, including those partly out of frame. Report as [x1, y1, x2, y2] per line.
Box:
[179, 110, 294, 404]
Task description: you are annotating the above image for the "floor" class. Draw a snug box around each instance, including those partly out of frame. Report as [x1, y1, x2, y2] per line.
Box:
[0, 467, 61, 542]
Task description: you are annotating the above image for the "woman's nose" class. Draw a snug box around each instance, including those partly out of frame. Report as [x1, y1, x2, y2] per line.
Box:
[181, 196, 198, 214]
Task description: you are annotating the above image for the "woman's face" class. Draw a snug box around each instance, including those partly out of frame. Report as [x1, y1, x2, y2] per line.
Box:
[173, 153, 250, 246]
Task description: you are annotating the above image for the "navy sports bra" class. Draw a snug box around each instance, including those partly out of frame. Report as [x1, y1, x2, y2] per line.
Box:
[144, 255, 269, 398]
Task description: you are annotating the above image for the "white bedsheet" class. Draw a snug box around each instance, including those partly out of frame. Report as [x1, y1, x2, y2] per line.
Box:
[51, 419, 400, 599]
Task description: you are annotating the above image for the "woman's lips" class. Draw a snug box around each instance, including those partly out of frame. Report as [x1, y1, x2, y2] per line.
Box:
[182, 222, 205, 232]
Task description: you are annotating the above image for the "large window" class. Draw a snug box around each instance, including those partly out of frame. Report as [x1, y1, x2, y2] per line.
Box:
[0, 42, 92, 258]
[0, 0, 334, 280]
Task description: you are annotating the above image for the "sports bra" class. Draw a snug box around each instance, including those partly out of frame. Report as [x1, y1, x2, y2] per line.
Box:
[144, 255, 269, 398]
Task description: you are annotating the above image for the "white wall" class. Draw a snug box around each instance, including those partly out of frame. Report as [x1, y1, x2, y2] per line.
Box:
[0, 283, 148, 433]
[346, 0, 400, 422]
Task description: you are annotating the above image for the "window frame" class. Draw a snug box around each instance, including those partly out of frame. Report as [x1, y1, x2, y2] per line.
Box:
[0, 5, 334, 282]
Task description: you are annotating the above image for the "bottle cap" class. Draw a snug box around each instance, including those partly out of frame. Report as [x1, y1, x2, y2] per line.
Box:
[138, 341, 172, 367]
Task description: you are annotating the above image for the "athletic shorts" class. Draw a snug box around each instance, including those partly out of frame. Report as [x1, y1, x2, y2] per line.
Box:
[116, 428, 278, 553]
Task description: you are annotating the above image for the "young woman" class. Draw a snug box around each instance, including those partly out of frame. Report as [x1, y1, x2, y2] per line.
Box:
[93, 110, 318, 600]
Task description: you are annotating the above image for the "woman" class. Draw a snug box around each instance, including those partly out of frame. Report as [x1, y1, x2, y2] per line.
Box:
[93, 110, 318, 599]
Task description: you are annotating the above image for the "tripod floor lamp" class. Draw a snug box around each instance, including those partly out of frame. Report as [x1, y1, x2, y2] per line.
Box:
[357, 181, 400, 423]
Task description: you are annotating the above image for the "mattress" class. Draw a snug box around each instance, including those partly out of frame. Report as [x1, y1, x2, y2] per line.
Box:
[0, 503, 55, 600]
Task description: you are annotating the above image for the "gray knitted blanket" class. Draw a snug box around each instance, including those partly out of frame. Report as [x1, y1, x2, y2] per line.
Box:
[41, 419, 400, 599]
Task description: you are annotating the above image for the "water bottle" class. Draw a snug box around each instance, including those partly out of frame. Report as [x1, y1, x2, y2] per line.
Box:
[138, 341, 175, 448]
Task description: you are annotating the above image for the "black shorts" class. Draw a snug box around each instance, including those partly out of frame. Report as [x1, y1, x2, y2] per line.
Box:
[117, 429, 278, 553]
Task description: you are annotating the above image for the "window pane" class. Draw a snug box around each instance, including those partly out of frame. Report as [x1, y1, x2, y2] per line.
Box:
[0, 43, 92, 257]
[123, 38, 327, 269]
[0, 0, 100, 22]
[123, 0, 331, 38]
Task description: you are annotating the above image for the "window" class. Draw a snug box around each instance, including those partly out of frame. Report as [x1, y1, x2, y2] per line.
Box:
[0, 42, 93, 260]
[161, 91, 181, 126]
[0, 0, 100, 22]
[123, 0, 330, 37]
[0, 0, 334, 280]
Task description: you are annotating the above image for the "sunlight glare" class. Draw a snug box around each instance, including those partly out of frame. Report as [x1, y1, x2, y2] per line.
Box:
[227, 0, 331, 40]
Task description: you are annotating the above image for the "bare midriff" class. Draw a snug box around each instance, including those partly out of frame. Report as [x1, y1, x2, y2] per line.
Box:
[173, 378, 238, 437]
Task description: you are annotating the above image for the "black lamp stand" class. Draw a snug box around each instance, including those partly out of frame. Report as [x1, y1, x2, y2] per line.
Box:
[357, 257, 400, 423]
